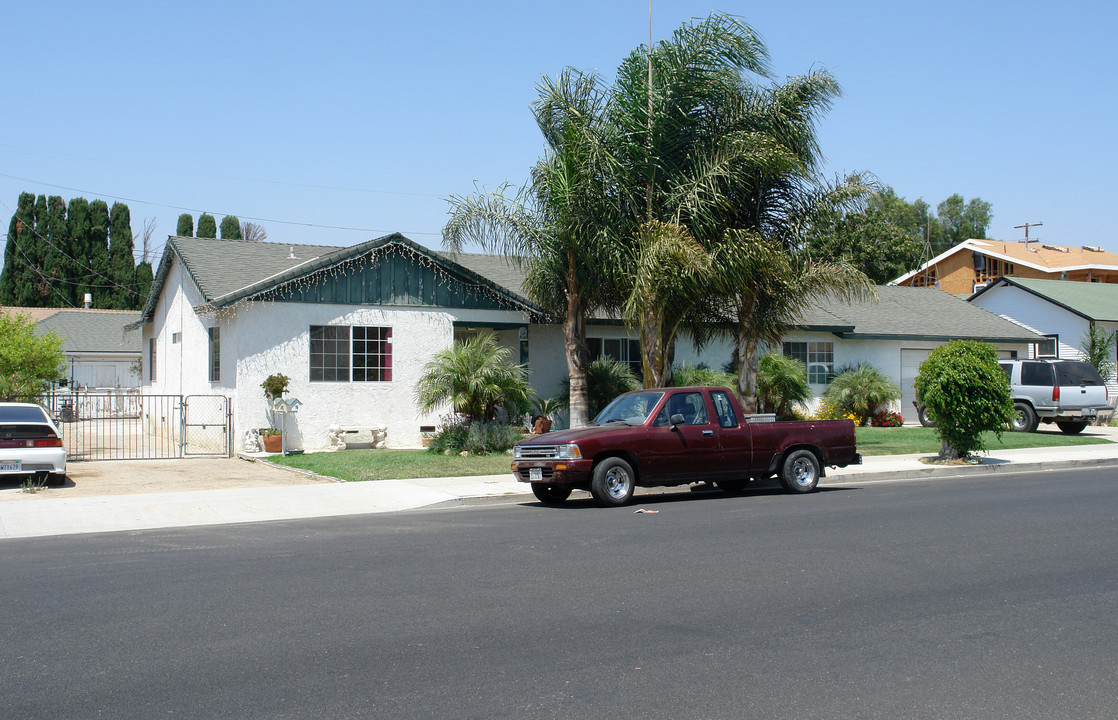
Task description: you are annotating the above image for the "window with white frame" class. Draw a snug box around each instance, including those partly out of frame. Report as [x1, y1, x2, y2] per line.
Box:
[310, 325, 392, 382]
[208, 327, 220, 382]
[588, 337, 641, 377]
[783, 341, 834, 384]
[148, 338, 157, 382]
[1036, 334, 1058, 358]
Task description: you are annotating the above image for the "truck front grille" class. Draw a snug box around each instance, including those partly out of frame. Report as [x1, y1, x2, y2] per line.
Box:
[518, 445, 559, 459]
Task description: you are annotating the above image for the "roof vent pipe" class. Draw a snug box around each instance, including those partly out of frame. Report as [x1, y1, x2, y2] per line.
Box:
[84, 293, 92, 309]
[289, 246, 296, 259]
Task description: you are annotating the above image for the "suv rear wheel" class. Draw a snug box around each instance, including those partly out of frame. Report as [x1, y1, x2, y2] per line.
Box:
[1011, 402, 1039, 433]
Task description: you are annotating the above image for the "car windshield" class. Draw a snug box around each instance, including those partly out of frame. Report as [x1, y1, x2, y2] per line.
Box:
[1055, 361, 1105, 386]
[0, 405, 49, 423]
[593, 391, 665, 425]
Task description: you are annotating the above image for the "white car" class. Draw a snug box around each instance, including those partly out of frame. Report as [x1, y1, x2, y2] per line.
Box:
[0, 402, 67, 486]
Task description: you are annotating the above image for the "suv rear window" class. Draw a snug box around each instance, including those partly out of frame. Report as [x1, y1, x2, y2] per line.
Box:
[1054, 361, 1105, 386]
[1021, 362, 1055, 387]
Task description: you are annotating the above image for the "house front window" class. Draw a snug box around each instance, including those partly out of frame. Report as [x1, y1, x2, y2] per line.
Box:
[310, 325, 392, 382]
[588, 337, 642, 377]
[1035, 334, 1058, 358]
[149, 338, 157, 382]
[208, 327, 220, 382]
[783, 341, 834, 384]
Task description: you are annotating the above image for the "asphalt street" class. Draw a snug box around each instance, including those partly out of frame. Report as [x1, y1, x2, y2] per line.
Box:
[3, 466, 1116, 719]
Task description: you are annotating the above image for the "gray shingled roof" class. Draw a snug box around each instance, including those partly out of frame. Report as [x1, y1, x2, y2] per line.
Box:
[138, 236, 1040, 343]
[36, 310, 141, 353]
[796, 285, 1041, 342]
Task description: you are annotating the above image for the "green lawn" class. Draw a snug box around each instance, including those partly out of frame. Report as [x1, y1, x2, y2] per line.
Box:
[268, 449, 514, 482]
[268, 426, 1112, 482]
[855, 426, 1111, 456]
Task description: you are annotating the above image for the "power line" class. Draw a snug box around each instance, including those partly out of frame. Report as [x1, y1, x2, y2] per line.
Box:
[0, 171, 442, 236]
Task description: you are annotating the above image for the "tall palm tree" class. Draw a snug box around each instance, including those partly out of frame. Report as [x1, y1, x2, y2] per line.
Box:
[443, 69, 620, 428]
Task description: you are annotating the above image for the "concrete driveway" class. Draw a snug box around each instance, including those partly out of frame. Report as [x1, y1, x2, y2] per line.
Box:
[0, 456, 331, 502]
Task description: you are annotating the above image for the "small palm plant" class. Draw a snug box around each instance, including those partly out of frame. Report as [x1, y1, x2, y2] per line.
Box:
[822, 364, 900, 423]
[756, 353, 811, 418]
[562, 357, 640, 419]
[414, 331, 533, 422]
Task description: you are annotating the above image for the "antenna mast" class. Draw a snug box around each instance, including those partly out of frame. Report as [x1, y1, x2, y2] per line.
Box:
[1015, 221, 1043, 247]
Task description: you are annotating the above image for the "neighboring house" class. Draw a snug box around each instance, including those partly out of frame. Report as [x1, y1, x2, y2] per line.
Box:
[134, 234, 1044, 446]
[892, 239, 1118, 295]
[784, 286, 1041, 423]
[969, 276, 1118, 399]
[2, 306, 141, 389]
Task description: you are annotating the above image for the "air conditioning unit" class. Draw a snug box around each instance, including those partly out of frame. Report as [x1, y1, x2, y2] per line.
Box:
[973, 282, 988, 293]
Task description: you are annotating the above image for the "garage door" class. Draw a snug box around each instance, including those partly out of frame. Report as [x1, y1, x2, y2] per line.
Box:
[900, 349, 933, 423]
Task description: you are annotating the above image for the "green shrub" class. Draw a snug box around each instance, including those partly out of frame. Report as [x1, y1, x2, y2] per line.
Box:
[756, 353, 810, 418]
[671, 362, 737, 390]
[563, 357, 640, 418]
[913, 340, 1012, 459]
[822, 364, 900, 423]
[427, 417, 521, 455]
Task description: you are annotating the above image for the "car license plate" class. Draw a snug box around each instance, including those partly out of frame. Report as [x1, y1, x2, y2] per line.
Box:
[0, 460, 21, 472]
[1083, 409, 1097, 417]
[529, 467, 542, 482]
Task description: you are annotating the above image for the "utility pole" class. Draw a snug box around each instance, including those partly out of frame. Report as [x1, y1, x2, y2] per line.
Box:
[1015, 221, 1043, 246]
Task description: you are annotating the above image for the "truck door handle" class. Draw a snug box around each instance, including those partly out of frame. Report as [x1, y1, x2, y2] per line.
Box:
[702, 430, 714, 436]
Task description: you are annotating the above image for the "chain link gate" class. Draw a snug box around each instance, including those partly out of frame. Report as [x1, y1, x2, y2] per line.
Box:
[26, 391, 232, 461]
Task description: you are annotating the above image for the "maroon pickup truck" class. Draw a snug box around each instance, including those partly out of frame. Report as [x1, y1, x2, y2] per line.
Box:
[512, 386, 861, 507]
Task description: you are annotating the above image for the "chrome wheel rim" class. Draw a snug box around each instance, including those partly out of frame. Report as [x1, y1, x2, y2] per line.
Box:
[605, 467, 632, 499]
[791, 457, 816, 488]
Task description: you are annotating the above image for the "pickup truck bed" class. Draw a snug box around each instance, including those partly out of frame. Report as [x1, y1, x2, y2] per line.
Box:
[512, 386, 860, 507]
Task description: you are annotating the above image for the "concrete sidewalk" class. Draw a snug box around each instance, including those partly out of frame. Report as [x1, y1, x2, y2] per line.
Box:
[3, 428, 1117, 539]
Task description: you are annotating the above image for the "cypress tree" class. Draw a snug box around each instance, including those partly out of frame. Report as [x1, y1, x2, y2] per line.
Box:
[67, 198, 92, 307]
[87, 200, 111, 309]
[197, 213, 217, 238]
[29, 195, 49, 304]
[133, 261, 154, 310]
[0, 192, 36, 304]
[176, 213, 193, 237]
[42, 196, 71, 307]
[220, 215, 241, 239]
[108, 202, 136, 309]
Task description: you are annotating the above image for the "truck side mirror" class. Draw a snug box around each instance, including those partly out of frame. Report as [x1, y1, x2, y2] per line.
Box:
[670, 413, 686, 426]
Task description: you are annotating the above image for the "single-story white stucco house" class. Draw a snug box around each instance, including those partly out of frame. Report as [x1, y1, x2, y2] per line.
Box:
[133, 234, 1042, 448]
[969, 276, 1118, 398]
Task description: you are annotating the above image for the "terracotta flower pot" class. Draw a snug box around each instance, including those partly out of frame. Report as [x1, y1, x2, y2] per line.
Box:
[260, 434, 282, 453]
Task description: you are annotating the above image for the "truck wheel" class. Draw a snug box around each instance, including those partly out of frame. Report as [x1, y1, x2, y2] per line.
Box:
[916, 404, 936, 428]
[716, 479, 747, 493]
[590, 458, 635, 507]
[780, 450, 820, 493]
[1011, 402, 1039, 433]
[1056, 420, 1088, 435]
[531, 484, 572, 504]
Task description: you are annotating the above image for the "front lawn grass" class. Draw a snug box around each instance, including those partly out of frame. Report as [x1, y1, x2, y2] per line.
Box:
[268, 426, 1112, 482]
[856, 425, 1111, 456]
[268, 448, 514, 482]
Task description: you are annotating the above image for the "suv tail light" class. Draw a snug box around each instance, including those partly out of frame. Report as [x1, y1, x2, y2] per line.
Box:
[1052, 385, 1060, 402]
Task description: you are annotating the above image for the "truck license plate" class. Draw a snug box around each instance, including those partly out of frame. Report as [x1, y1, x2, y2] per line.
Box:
[529, 467, 542, 482]
[0, 460, 21, 472]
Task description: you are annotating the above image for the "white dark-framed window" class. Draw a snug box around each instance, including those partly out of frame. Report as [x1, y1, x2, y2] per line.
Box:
[149, 338, 157, 382]
[783, 341, 835, 384]
[310, 325, 392, 382]
[208, 327, 220, 382]
[588, 337, 641, 377]
[1036, 334, 1058, 358]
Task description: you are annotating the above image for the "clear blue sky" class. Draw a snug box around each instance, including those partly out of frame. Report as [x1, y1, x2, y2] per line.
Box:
[3, 0, 1115, 267]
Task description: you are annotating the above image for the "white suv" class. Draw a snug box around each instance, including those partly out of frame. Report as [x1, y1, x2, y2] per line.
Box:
[1001, 359, 1112, 434]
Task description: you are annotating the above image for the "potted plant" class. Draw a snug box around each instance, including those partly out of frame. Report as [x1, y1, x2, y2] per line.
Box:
[259, 374, 290, 452]
[258, 427, 283, 453]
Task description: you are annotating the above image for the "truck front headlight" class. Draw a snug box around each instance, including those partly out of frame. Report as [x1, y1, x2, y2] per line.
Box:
[555, 444, 582, 459]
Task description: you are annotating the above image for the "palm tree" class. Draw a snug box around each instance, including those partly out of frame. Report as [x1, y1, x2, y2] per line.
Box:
[443, 69, 620, 428]
[413, 331, 532, 422]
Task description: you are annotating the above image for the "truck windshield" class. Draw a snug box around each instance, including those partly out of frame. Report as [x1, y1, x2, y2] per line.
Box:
[593, 391, 665, 425]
